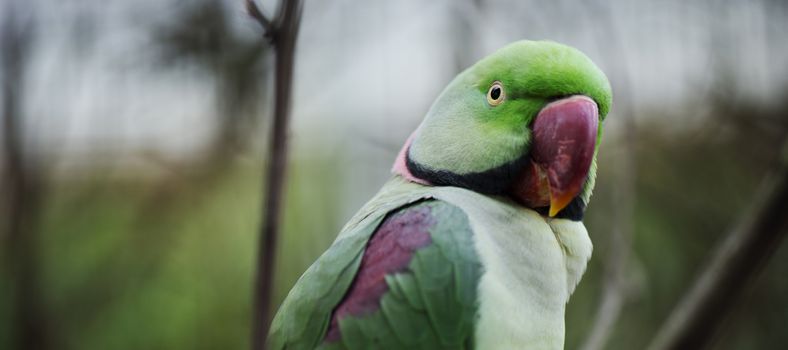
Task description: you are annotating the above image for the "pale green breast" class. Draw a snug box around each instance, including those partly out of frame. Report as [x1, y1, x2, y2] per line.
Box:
[425, 185, 591, 349]
[360, 177, 593, 349]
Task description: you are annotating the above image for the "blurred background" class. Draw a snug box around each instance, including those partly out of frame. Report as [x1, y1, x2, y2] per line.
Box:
[2, 0, 787, 349]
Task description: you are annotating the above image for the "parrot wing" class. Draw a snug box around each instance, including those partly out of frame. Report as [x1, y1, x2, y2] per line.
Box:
[268, 197, 481, 350]
[319, 200, 482, 350]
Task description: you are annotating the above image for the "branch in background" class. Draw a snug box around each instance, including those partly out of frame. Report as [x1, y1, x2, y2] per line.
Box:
[246, 1, 303, 350]
[1, 1, 50, 349]
[647, 139, 788, 350]
[245, 0, 274, 37]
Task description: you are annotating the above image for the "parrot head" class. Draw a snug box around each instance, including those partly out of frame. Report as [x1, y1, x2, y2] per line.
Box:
[393, 40, 612, 220]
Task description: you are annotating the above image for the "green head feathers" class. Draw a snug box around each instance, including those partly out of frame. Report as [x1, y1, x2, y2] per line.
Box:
[399, 40, 612, 220]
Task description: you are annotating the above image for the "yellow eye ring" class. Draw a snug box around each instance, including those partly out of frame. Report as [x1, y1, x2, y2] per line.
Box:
[486, 81, 505, 106]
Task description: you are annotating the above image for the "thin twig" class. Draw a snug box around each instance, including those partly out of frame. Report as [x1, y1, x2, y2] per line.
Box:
[245, 0, 274, 35]
[247, 1, 303, 350]
[647, 139, 788, 350]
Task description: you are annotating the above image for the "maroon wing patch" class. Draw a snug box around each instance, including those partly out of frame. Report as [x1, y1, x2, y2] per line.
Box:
[324, 202, 436, 342]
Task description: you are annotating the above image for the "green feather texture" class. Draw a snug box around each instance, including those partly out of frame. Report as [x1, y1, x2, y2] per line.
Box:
[268, 180, 484, 350]
[409, 40, 611, 176]
[267, 180, 435, 350]
[319, 201, 481, 350]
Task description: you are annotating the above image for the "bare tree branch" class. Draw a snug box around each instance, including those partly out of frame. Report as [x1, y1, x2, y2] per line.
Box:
[245, 0, 274, 40]
[647, 138, 788, 350]
[1, 1, 51, 349]
[247, 1, 303, 349]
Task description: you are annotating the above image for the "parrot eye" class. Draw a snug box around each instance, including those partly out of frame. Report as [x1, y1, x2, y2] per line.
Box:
[486, 81, 505, 106]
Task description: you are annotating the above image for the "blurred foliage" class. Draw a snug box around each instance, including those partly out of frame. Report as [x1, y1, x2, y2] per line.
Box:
[153, 0, 269, 158]
[0, 151, 348, 349]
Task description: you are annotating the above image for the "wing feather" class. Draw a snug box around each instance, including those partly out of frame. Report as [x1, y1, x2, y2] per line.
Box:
[327, 200, 482, 349]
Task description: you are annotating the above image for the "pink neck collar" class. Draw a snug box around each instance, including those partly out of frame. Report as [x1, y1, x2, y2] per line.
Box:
[391, 132, 431, 185]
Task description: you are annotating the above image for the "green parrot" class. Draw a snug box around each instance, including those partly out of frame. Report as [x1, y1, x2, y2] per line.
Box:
[267, 40, 612, 349]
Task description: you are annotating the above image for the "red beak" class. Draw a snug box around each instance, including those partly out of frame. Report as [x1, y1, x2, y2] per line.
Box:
[513, 95, 599, 217]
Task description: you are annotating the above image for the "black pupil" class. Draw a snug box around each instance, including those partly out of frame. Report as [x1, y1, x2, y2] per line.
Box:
[490, 86, 501, 100]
